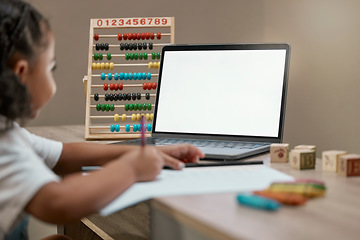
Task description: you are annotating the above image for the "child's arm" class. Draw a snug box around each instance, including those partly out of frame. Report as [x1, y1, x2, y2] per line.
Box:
[53, 143, 204, 175]
[25, 146, 169, 223]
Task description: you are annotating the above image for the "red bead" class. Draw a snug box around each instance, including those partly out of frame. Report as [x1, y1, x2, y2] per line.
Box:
[123, 33, 128, 40]
[114, 83, 119, 91]
[141, 32, 145, 40]
[104, 83, 108, 91]
[119, 83, 123, 90]
[132, 33, 136, 40]
[152, 82, 157, 89]
[147, 83, 152, 89]
[145, 32, 150, 40]
[136, 33, 141, 40]
[143, 82, 148, 90]
[110, 83, 114, 90]
[128, 33, 133, 40]
[150, 32, 155, 40]
[94, 33, 99, 41]
[117, 33, 122, 41]
[156, 32, 161, 40]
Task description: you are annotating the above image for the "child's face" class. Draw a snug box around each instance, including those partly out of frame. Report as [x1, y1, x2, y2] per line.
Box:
[24, 32, 57, 118]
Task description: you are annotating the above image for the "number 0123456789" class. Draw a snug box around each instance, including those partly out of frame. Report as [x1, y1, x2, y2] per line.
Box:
[95, 17, 171, 28]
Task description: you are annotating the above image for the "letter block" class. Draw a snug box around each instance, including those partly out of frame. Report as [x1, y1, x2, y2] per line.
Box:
[290, 149, 316, 170]
[338, 154, 360, 177]
[270, 143, 289, 163]
[322, 150, 347, 172]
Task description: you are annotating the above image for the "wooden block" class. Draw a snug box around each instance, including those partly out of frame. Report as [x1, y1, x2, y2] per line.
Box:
[270, 143, 289, 163]
[295, 145, 316, 156]
[289, 149, 316, 170]
[322, 150, 347, 172]
[337, 154, 360, 177]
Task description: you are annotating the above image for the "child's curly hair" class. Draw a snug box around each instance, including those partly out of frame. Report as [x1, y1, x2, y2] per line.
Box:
[0, 0, 50, 128]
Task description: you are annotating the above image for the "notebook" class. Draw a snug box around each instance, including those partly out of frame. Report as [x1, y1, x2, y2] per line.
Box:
[115, 43, 291, 160]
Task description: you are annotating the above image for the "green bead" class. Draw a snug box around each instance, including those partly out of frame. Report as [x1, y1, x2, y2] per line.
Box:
[134, 53, 138, 60]
[138, 104, 143, 110]
[110, 104, 115, 111]
[99, 53, 103, 60]
[101, 104, 106, 111]
[94, 53, 99, 61]
[107, 53, 112, 60]
[129, 104, 134, 111]
[133, 104, 138, 111]
[152, 52, 156, 60]
[156, 52, 161, 59]
[125, 104, 129, 111]
[96, 103, 101, 111]
[143, 103, 147, 110]
[144, 53, 148, 60]
[148, 103, 152, 110]
[125, 53, 130, 60]
[105, 104, 110, 111]
[130, 53, 134, 60]
[138, 53, 143, 60]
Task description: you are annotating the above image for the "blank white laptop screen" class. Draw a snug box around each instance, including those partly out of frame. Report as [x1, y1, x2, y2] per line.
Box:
[155, 48, 287, 138]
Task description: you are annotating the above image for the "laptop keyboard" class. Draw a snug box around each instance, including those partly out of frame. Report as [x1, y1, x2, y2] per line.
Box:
[152, 138, 266, 149]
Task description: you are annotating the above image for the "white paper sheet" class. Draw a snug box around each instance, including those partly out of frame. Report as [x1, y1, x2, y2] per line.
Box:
[100, 165, 293, 216]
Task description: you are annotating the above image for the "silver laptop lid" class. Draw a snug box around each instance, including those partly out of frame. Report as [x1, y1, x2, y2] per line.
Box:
[152, 43, 290, 143]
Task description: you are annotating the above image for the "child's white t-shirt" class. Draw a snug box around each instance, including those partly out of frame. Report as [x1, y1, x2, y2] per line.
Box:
[0, 116, 62, 237]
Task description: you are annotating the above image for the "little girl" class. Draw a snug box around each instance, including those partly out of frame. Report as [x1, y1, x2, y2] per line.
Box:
[0, 0, 204, 239]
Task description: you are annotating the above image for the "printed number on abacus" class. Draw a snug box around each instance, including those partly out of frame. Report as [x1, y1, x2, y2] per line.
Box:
[96, 18, 170, 28]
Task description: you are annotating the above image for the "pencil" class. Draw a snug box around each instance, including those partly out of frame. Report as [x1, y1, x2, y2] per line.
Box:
[141, 115, 146, 147]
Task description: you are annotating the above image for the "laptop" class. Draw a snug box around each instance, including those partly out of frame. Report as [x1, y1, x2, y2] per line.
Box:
[115, 43, 291, 160]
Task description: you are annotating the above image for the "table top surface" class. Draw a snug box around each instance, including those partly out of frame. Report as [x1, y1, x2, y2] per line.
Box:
[27, 125, 360, 240]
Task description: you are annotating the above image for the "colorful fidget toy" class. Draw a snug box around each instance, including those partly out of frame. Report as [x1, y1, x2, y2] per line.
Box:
[267, 179, 326, 198]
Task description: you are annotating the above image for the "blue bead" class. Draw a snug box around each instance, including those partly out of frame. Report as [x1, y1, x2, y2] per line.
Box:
[147, 72, 151, 80]
[137, 124, 141, 131]
[142, 72, 146, 80]
[128, 73, 133, 80]
[101, 73, 106, 80]
[138, 72, 142, 80]
[125, 124, 130, 132]
[147, 124, 152, 132]
[133, 124, 138, 132]
[124, 73, 128, 80]
[108, 73, 112, 80]
[119, 72, 124, 80]
[114, 73, 119, 80]
[110, 124, 115, 132]
[115, 124, 120, 132]
[133, 72, 138, 80]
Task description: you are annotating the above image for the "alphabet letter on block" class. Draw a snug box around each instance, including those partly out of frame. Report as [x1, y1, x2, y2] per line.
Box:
[270, 143, 289, 163]
[290, 149, 316, 170]
[338, 154, 360, 177]
[322, 150, 347, 172]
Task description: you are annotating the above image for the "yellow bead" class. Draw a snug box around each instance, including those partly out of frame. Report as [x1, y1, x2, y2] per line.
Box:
[148, 62, 153, 69]
[141, 113, 145, 118]
[131, 114, 136, 121]
[156, 62, 160, 68]
[136, 114, 141, 121]
[146, 113, 150, 121]
[100, 62, 105, 69]
[114, 114, 119, 122]
[96, 63, 101, 70]
[110, 62, 114, 70]
[105, 62, 110, 70]
[122, 114, 127, 121]
[92, 63, 96, 70]
[150, 113, 154, 120]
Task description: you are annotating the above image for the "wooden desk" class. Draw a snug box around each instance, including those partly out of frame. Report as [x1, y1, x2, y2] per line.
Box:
[27, 125, 360, 240]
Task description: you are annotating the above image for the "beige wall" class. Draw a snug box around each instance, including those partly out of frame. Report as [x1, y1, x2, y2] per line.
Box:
[26, 0, 360, 155]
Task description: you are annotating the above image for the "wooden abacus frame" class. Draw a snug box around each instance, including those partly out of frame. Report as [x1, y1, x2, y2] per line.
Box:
[85, 17, 175, 140]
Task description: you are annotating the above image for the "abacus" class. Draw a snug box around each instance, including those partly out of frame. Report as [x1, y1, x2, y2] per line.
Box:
[85, 17, 175, 139]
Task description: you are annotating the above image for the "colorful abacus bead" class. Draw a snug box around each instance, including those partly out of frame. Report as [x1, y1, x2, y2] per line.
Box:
[147, 124, 152, 131]
[117, 33, 122, 40]
[110, 104, 115, 111]
[94, 93, 99, 101]
[94, 33, 99, 41]
[115, 124, 120, 132]
[125, 124, 130, 132]
[108, 73, 112, 80]
[133, 124, 138, 132]
[156, 52, 161, 59]
[110, 124, 115, 132]
[156, 32, 161, 39]
[145, 93, 150, 100]
[104, 83, 108, 90]
[122, 114, 127, 121]
[114, 114, 119, 122]
[107, 53, 111, 60]
[96, 103, 101, 111]
[131, 114, 136, 121]
[123, 33, 128, 40]
[150, 32, 155, 39]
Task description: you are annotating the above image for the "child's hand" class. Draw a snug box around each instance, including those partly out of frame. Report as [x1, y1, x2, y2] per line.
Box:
[158, 144, 205, 163]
